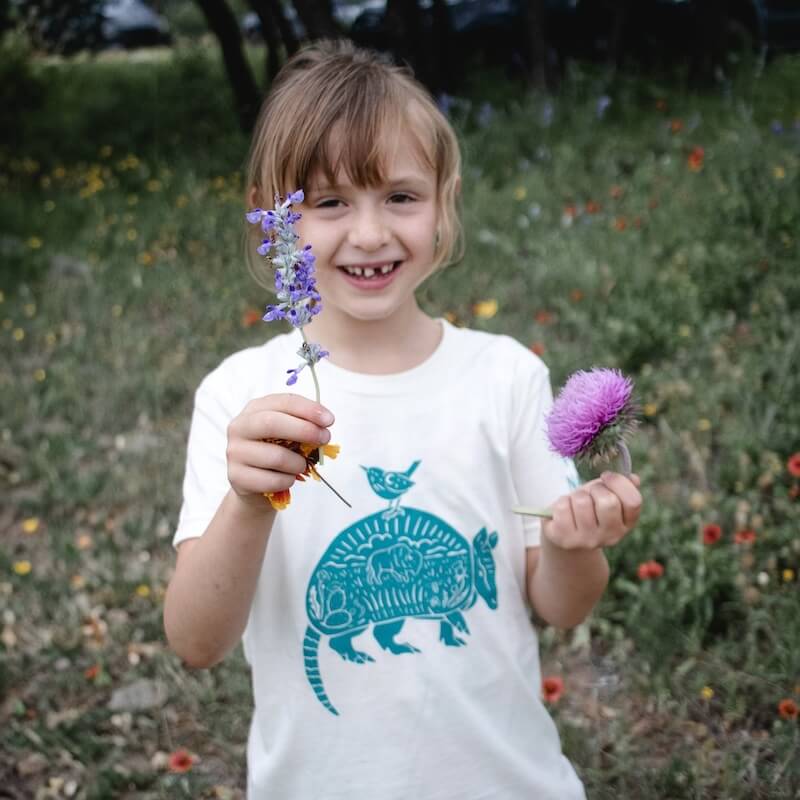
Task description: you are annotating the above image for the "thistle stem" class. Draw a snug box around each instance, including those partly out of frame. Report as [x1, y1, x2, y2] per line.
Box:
[309, 466, 351, 507]
[618, 440, 632, 476]
[512, 506, 553, 519]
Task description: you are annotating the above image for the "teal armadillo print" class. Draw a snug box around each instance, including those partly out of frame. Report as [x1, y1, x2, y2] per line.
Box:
[303, 460, 499, 716]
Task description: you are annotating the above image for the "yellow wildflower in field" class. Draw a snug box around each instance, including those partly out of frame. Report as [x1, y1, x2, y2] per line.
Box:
[697, 418, 711, 432]
[136, 584, 151, 598]
[22, 518, 39, 534]
[773, 166, 786, 180]
[138, 251, 154, 266]
[99, 145, 113, 158]
[146, 179, 162, 192]
[13, 561, 31, 576]
[53, 166, 66, 180]
[23, 303, 36, 317]
[45, 332, 56, 346]
[783, 569, 795, 582]
[12, 328, 24, 341]
[34, 369, 46, 382]
[643, 402, 658, 417]
[44, 200, 55, 212]
[127, 229, 138, 241]
[700, 686, 714, 700]
[473, 299, 498, 319]
[513, 186, 527, 201]
[27, 237, 42, 250]
[678, 324, 691, 337]
[71, 575, 86, 590]
[127, 194, 139, 206]
[176, 194, 189, 208]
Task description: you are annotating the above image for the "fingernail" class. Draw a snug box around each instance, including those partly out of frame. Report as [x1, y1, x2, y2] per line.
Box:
[319, 409, 334, 425]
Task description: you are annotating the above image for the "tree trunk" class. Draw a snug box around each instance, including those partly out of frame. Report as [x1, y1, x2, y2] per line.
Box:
[429, 0, 454, 95]
[291, 0, 339, 39]
[385, 0, 425, 81]
[522, 0, 547, 90]
[267, 0, 299, 56]
[249, 0, 282, 81]
[195, 0, 260, 131]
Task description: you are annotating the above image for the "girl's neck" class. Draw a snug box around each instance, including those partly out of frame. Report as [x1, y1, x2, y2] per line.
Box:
[304, 302, 442, 375]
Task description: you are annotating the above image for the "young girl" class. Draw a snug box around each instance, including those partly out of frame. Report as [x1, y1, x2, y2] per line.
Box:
[165, 40, 642, 799]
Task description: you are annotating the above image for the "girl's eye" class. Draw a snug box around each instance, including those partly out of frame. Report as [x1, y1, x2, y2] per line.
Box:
[316, 198, 343, 209]
[389, 193, 415, 204]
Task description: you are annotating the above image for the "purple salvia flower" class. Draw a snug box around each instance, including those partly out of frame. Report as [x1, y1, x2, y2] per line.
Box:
[545, 368, 637, 474]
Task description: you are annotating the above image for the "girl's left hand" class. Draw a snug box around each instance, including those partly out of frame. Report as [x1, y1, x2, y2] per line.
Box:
[542, 472, 643, 551]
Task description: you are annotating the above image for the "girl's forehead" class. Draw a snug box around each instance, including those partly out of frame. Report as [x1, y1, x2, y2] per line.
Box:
[306, 118, 436, 190]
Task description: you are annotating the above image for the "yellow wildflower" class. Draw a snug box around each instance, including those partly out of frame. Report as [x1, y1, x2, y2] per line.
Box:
[13, 561, 31, 576]
[473, 299, 499, 319]
[700, 686, 714, 700]
[22, 518, 40, 534]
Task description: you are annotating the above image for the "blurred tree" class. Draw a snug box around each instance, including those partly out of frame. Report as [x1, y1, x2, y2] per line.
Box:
[248, 0, 300, 82]
[292, 0, 339, 38]
[194, 0, 260, 130]
[522, 0, 548, 89]
[16, 0, 105, 55]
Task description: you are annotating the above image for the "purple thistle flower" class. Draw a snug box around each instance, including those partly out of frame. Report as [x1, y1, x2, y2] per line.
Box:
[546, 368, 637, 473]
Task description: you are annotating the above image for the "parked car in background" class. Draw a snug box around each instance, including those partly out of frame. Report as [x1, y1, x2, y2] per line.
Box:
[19, 0, 171, 54]
[350, 0, 800, 71]
[100, 0, 171, 49]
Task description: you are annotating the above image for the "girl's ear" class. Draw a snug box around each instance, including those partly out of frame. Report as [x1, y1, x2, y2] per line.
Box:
[247, 185, 261, 209]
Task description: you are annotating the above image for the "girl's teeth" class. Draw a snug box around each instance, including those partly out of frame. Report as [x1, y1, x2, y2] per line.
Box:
[363, 267, 375, 277]
[380, 264, 393, 274]
[344, 263, 397, 277]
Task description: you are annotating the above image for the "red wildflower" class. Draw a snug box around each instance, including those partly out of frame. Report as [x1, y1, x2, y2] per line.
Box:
[534, 309, 555, 325]
[687, 146, 705, 172]
[84, 664, 100, 681]
[569, 289, 584, 303]
[168, 749, 195, 773]
[637, 560, 664, 580]
[585, 200, 601, 214]
[670, 119, 684, 133]
[778, 699, 798, 721]
[530, 341, 546, 356]
[633, 216, 643, 229]
[563, 204, 578, 219]
[542, 676, 564, 703]
[241, 307, 262, 328]
[609, 185, 624, 199]
[613, 216, 627, 232]
[787, 453, 800, 477]
[702, 523, 722, 545]
[734, 529, 757, 545]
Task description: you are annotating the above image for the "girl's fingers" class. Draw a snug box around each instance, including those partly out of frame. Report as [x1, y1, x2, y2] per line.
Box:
[588, 483, 624, 533]
[228, 464, 296, 496]
[600, 472, 643, 527]
[245, 393, 335, 426]
[571, 490, 600, 531]
[231, 440, 308, 475]
[236, 410, 331, 445]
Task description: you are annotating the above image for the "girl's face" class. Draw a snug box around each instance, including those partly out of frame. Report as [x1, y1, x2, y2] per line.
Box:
[295, 130, 439, 331]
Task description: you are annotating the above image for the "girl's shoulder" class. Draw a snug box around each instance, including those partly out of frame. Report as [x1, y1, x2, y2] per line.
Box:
[195, 330, 298, 405]
[445, 322, 550, 382]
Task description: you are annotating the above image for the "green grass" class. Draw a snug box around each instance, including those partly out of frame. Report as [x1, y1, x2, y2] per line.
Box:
[2, 37, 800, 798]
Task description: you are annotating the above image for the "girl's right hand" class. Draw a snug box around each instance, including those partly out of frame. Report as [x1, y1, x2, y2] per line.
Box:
[225, 394, 334, 510]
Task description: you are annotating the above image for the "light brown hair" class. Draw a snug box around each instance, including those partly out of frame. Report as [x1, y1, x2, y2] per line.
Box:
[245, 39, 463, 286]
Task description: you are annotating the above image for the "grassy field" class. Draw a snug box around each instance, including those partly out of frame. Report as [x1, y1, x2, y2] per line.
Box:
[2, 36, 800, 799]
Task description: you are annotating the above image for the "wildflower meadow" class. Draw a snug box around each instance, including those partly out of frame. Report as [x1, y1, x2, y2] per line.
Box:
[2, 38, 799, 799]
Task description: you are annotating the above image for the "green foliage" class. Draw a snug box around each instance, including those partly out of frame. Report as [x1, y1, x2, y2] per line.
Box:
[1, 46, 799, 798]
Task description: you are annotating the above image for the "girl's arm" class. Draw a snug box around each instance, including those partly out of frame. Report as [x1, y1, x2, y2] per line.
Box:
[164, 393, 334, 668]
[526, 472, 641, 628]
[163, 492, 275, 668]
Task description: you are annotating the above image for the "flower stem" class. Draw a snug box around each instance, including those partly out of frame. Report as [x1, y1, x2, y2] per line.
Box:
[300, 328, 323, 464]
[618, 440, 632, 476]
[512, 505, 553, 519]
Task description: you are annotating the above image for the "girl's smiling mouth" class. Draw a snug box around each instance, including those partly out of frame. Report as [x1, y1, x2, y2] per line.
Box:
[337, 261, 402, 287]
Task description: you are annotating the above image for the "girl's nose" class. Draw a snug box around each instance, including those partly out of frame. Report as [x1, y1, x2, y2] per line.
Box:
[347, 210, 390, 252]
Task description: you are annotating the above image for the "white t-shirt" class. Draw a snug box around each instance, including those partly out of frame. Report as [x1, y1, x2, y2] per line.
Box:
[174, 319, 585, 800]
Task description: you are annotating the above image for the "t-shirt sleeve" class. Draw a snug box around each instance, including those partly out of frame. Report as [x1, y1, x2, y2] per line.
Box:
[509, 353, 581, 548]
[173, 371, 236, 548]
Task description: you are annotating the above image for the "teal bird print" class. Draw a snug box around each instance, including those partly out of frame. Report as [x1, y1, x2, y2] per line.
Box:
[361, 460, 420, 518]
